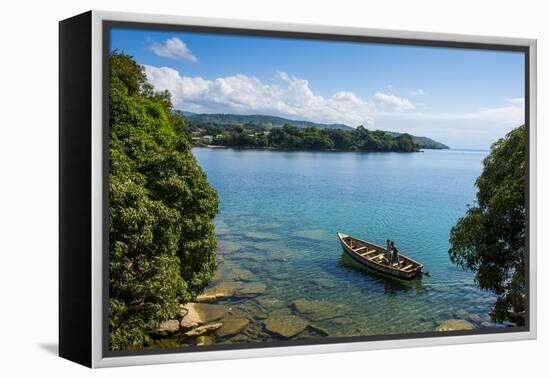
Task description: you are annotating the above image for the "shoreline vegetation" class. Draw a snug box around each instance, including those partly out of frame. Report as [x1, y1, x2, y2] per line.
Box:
[182, 110, 449, 151]
[181, 113, 449, 153]
[198, 123, 421, 152]
[108, 52, 525, 351]
[193, 144, 426, 153]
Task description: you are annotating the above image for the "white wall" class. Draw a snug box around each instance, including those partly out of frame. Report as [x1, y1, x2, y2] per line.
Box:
[0, 0, 546, 376]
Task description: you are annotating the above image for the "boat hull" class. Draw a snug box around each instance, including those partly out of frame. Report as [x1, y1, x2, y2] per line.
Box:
[338, 233, 422, 280]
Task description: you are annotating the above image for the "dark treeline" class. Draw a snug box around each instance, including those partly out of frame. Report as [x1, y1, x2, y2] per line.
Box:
[204, 123, 419, 152]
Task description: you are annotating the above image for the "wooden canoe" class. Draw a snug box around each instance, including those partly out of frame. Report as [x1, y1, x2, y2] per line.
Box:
[337, 232, 423, 279]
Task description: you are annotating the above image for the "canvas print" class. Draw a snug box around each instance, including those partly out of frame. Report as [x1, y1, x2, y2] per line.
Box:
[107, 26, 527, 352]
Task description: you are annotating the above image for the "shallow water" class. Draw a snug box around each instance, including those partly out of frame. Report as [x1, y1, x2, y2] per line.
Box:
[188, 148, 498, 344]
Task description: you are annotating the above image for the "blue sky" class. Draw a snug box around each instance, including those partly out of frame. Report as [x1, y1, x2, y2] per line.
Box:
[111, 28, 525, 149]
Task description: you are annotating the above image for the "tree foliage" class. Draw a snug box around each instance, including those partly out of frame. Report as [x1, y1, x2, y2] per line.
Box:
[211, 123, 418, 152]
[449, 125, 526, 322]
[108, 52, 218, 350]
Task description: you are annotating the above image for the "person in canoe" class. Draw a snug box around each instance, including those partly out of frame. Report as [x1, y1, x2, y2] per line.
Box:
[385, 239, 392, 264]
[391, 242, 401, 267]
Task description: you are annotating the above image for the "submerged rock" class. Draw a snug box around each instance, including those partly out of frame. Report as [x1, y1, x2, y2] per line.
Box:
[270, 273, 291, 281]
[203, 281, 243, 298]
[466, 314, 483, 324]
[236, 282, 266, 297]
[330, 317, 353, 327]
[255, 296, 285, 310]
[202, 281, 267, 299]
[453, 309, 469, 319]
[216, 318, 250, 338]
[215, 221, 231, 236]
[308, 324, 331, 337]
[211, 269, 226, 282]
[264, 314, 309, 338]
[267, 255, 288, 262]
[181, 303, 228, 325]
[155, 320, 180, 336]
[292, 299, 343, 321]
[218, 241, 241, 254]
[312, 278, 337, 289]
[184, 322, 223, 337]
[435, 319, 476, 332]
[295, 229, 327, 241]
[227, 268, 256, 282]
[293, 299, 322, 313]
[231, 252, 264, 263]
[226, 334, 250, 343]
[244, 231, 279, 241]
[196, 335, 215, 346]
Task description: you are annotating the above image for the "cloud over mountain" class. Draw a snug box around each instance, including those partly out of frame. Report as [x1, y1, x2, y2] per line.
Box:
[144, 65, 379, 126]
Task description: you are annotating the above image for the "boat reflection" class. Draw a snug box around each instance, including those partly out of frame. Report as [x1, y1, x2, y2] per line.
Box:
[339, 252, 425, 295]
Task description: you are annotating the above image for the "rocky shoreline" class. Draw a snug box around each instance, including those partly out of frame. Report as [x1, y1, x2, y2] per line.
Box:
[150, 284, 510, 348]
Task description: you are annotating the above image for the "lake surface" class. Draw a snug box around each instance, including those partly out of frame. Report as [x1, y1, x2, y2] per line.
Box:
[190, 148, 498, 344]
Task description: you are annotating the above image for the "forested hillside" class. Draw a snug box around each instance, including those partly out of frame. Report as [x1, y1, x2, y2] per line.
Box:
[108, 52, 219, 350]
[209, 123, 419, 152]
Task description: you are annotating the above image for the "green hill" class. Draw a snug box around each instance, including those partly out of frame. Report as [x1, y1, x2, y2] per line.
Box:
[386, 132, 450, 149]
[182, 112, 353, 130]
[412, 136, 449, 149]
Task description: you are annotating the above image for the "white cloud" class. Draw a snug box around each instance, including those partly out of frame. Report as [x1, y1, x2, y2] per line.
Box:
[144, 65, 374, 126]
[373, 92, 414, 111]
[506, 97, 525, 105]
[275, 71, 294, 83]
[148, 38, 198, 63]
[409, 89, 427, 96]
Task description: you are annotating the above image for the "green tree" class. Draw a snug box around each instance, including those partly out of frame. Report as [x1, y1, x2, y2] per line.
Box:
[233, 124, 244, 133]
[396, 133, 416, 152]
[268, 128, 287, 146]
[282, 123, 299, 135]
[330, 129, 355, 150]
[108, 52, 219, 350]
[449, 125, 526, 323]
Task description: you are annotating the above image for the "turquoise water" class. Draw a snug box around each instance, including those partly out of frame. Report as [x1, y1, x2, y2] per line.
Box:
[191, 148, 497, 343]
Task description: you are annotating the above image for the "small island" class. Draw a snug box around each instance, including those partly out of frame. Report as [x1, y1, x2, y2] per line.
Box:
[180, 112, 449, 153]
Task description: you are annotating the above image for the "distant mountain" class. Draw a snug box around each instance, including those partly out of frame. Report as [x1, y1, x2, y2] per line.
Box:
[178, 110, 200, 117]
[385, 132, 450, 149]
[177, 111, 449, 149]
[412, 136, 450, 149]
[182, 112, 353, 130]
